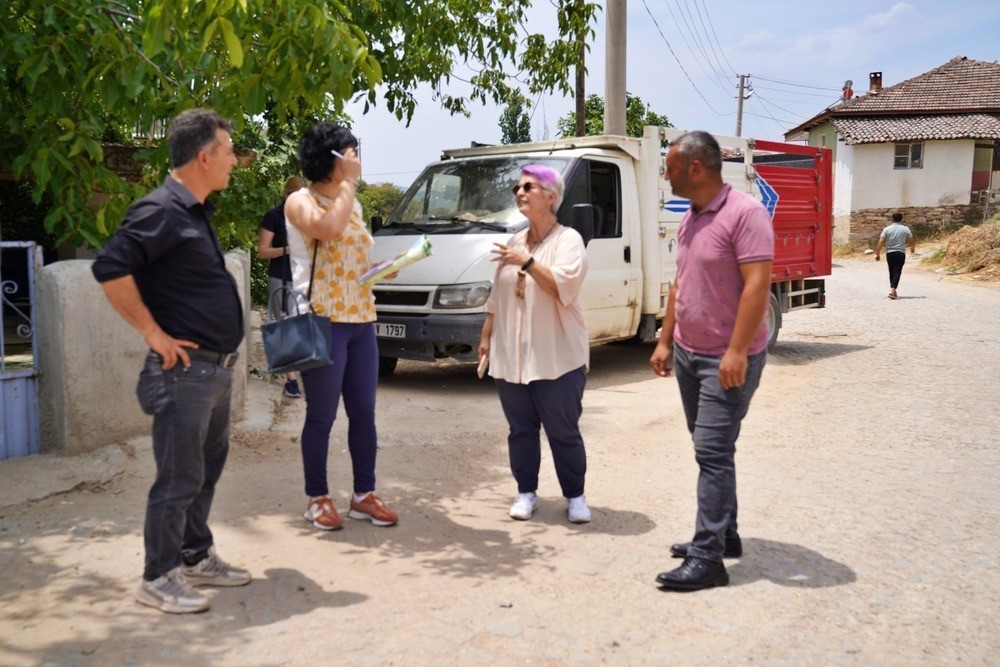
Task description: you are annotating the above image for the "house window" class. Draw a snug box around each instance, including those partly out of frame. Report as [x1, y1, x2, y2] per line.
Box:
[894, 142, 923, 169]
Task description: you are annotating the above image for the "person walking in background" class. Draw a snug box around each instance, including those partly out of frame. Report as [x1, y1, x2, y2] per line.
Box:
[258, 175, 307, 398]
[479, 165, 591, 524]
[284, 122, 398, 531]
[650, 131, 773, 591]
[875, 212, 915, 299]
[92, 108, 251, 613]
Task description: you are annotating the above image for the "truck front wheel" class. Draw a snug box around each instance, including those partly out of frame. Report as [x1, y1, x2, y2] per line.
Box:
[378, 356, 398, 378]
[766, 292, 781, 349]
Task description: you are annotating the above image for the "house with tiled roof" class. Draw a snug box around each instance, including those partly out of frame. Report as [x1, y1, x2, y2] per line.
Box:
[785, 56, 1000, 245]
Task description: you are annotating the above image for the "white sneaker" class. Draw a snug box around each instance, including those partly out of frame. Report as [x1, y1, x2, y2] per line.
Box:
[135, 568, 210, 614]
[509, 492, 539, 520]
[567, 495, 591, 524]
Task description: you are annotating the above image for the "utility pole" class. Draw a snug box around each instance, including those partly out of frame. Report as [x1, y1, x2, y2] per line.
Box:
[735, 74, 746, 137]
[575, 39, 586, 136]
[604, 0, 626, 136]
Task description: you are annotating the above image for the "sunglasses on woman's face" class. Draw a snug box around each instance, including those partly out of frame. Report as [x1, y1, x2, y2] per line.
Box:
[512, 182, 545, 195]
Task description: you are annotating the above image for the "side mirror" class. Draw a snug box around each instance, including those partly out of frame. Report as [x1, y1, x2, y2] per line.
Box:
[570, 204, 595, 247]
[370, 215, 383, 233]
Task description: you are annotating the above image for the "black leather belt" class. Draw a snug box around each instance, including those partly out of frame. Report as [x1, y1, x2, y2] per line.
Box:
[188, 349, 239, 369]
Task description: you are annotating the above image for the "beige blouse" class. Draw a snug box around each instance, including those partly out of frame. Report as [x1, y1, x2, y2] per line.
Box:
[486, 224, 589, 384]
[286, 190, 376, 323]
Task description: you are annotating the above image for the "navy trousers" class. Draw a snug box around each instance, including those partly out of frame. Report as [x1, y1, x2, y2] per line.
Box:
[495, 366, 587, 498]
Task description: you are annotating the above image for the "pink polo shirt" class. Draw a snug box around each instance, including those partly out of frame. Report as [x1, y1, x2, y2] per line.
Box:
[486, 225, 589, 384]
[674, 183, 774, 357]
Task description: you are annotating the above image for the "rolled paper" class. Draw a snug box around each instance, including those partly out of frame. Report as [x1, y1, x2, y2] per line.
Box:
[359, 234, 433, 286]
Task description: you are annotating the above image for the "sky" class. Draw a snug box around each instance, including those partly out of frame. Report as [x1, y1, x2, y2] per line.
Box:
[346, 1, 1000, 188]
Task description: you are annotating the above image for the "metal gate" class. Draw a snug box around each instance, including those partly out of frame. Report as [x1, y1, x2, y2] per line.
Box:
[1, 241, 42, 460]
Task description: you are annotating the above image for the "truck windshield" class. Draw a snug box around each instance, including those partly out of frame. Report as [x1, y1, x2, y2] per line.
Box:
[380, 157, 570, 234]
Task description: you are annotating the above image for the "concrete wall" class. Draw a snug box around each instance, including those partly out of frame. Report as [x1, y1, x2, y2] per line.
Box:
[832, 142, 855, 245]
[849, 140, 975, 209]
[36, 251, 250, 455]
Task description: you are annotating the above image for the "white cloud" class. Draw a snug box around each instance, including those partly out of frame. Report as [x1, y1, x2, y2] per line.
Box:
[738, 29, 775, 48]
[862, 2, 915, 31]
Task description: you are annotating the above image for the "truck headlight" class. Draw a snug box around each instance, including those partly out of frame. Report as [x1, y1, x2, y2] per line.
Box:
[433, 281, 492, 309]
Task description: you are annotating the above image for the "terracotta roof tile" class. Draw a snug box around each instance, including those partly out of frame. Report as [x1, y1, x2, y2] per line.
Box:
[832, 114, 1000, 145]
[785, 57, 1000, 139]
[838, 56, 1000, 114]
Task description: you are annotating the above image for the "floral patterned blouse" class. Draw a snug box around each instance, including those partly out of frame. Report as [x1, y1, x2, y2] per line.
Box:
[286, 188, 376, 323]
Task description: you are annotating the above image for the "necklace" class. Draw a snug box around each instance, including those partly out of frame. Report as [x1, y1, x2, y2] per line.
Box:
[528, 221, 558, 249]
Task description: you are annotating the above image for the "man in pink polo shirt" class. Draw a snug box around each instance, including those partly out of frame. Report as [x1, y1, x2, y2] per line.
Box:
[650, 131, 774, 591]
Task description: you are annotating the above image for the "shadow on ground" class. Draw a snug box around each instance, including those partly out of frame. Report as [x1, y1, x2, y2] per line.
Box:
[728, 538, 856, 588]
[768, 340, 872, 366]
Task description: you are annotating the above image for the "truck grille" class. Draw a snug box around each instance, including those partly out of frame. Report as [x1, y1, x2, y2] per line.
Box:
[373, 290, 432, 307]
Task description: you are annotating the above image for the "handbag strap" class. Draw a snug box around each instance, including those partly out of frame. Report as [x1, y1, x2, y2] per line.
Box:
[306, 241, 319, 302]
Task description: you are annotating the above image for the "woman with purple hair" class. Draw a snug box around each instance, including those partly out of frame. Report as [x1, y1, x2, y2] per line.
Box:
[478, 164, 592, 524]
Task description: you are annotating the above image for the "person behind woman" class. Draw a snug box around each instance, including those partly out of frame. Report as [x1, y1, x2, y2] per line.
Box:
[478, 164, 591, 524]
[874, 211, 915, 299]
[284, 123, 398, 531]
[258, 175, 307, 397]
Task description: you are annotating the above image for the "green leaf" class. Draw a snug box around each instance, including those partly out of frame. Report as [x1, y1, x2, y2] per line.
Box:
[218, 18, 243, 68]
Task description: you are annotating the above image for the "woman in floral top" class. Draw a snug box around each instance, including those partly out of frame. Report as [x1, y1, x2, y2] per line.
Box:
[284, 123, 397, 531]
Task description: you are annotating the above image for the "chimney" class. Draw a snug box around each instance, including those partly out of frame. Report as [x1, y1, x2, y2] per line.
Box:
[869, 71, 883, 94]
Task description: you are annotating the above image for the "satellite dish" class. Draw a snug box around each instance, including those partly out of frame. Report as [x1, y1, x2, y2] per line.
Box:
[843, 79, 853, 90]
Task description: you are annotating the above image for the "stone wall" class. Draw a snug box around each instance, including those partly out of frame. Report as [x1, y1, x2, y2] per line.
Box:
[848, 204, 998, 248]
[36, 251, 250, 455]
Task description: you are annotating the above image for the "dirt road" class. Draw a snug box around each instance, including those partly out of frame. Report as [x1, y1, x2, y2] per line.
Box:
[1, 258, 997, 665]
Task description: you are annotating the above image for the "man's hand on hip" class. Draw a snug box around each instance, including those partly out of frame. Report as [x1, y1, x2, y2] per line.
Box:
[718, 348, 748, 389]
[147, 330, 198, 370]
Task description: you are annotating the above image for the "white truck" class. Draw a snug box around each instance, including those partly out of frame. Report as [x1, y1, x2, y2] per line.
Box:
[368, 126, 832, 376]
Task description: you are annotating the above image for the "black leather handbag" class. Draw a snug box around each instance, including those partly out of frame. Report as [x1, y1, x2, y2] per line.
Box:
[261, 243, 333, 374]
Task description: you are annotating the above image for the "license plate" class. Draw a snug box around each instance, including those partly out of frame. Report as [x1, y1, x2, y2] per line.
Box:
[375, 323, 406, 339]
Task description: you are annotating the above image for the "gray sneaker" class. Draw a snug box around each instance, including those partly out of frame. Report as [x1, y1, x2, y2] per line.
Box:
[135, 568, 210, 614]
[182, 547, 251, 587]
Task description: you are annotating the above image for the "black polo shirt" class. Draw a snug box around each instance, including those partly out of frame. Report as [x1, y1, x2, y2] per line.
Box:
[259, 202, 292, 281]
[92, 177, 244, 353]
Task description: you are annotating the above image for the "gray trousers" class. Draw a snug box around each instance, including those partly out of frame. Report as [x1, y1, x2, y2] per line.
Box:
[674, 344, 765, 562]
[136, 351, 233, 579]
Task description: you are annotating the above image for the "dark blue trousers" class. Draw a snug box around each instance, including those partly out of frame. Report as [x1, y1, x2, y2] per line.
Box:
[495, 366, 587, 498]
[300, 322, 379, 497]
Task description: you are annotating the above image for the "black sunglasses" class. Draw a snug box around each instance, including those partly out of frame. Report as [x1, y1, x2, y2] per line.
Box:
[512, 182, 547, 195]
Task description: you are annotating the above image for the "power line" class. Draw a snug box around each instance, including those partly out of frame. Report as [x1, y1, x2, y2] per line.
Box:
[672, 0, 731, 87]
[690, 0, 735, 78]
[753, 75, 842, 91]
[752, 84, 844, 99]
[697, 0, 738, 76]
[659, 0, 731, 94]
[639, 0, 723, 114]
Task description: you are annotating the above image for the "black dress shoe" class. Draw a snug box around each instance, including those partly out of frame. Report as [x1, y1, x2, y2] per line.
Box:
[670, 534, 742, 559]
[656, 557, 729, 591]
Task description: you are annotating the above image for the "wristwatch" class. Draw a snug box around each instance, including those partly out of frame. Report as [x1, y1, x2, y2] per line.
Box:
[520, 256, 535, 273]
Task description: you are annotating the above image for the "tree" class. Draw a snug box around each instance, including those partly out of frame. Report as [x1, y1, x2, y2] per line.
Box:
[499, 96, 532, 144]
[0, 0, 599, 249]
[356, 180, 405, 227]
[556, 93, 673, 138]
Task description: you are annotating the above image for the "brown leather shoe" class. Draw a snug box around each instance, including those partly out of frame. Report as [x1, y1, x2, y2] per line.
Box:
[348, 493, 398, 527]
[304, 495, 343, 530]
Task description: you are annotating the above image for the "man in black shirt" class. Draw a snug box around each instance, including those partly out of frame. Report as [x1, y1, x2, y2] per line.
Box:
[92, 108, 251, 614]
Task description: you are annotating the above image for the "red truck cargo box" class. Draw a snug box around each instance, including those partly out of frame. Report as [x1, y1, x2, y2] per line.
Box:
[752, 141, 833, 283]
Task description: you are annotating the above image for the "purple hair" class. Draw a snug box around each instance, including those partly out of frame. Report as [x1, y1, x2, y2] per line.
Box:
[521, 164, 565, 213]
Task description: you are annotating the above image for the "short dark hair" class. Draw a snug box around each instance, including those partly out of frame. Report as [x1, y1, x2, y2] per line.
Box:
[166, 109, 233, 168]
[892, 212, 903, 222]
[671, 131, 722, 173]
[299, 123, 359, 182]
